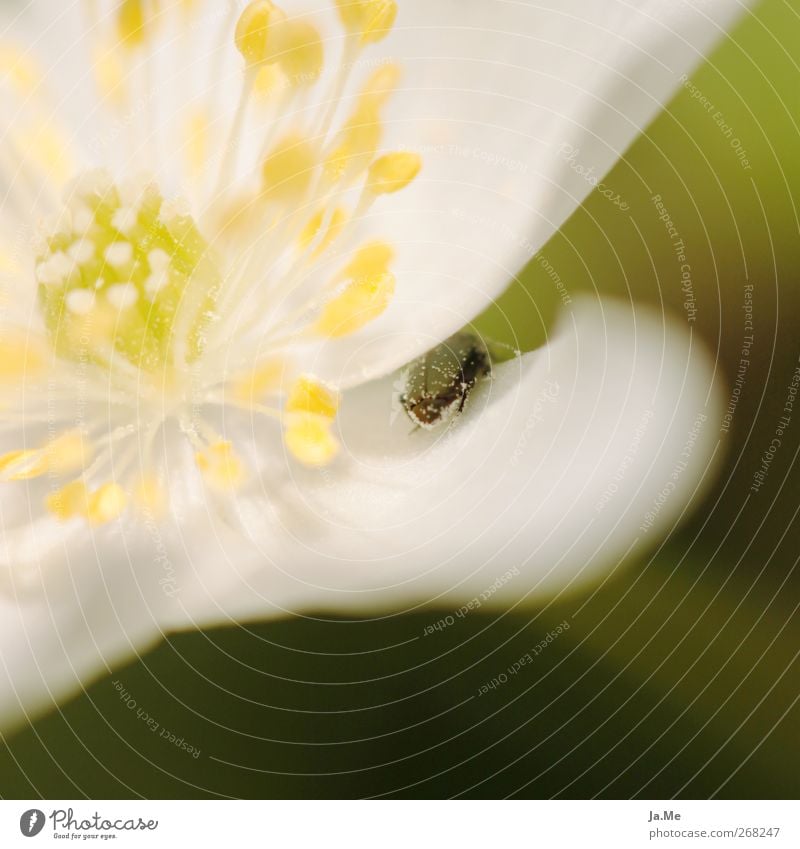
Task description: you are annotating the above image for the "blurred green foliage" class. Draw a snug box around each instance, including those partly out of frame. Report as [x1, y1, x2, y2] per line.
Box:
[2, 0, 800, 798]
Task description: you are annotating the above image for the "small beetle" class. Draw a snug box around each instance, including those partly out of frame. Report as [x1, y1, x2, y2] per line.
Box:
[397, 331, 492, 429]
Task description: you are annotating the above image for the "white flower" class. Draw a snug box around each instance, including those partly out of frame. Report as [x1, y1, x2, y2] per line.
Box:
[0, 0, 748, 729]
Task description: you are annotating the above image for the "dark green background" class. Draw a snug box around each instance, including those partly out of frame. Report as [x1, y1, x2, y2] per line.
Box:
[3, 0, 800, 798]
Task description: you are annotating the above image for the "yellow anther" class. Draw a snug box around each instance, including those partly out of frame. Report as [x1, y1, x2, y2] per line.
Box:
[360, 63, 402, 108]
[15, 122, 75, 186]
[262, 133, 316, 201]
[210, 190, 261, 242]
[134, 475, 168, 518]
[254, 63, 285, 100]
[335, 0, 397, 45]
[338, 241, 394, 280]
[0, 43, 42, 93]
[87, 482, 128, 524]
[278, 19, 324, 86]
[235, 1, 285, 68]
[325, 104, 382, 183]
[334, 0, 363, 31]
[231, 358, 286, 404]
[0, 336, 45, 383]
[46, 481, 89, 522]
[0, 244, 20, 274]
[367, 152, 421, 194]
[92, 41, 127, 106]
[0, 431, 87, 481]
[43, 430, 90, 476]
[195, 441, 246, 491]
[117, 0, 149, 47]
[324, 67, 401, 183]
[0, 450, 46, 481]
[284, 414, 339, 466]
[315, 271, 395, 337]
[286, 376, 339, 420]
[299, 207, 347, 254]
[184, 108, 210, 177]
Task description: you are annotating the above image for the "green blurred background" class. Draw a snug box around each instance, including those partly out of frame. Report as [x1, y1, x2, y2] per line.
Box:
[2, 0, 800, 798]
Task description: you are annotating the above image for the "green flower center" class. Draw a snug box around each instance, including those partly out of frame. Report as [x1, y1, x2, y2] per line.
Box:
[35, 171, 221, 376]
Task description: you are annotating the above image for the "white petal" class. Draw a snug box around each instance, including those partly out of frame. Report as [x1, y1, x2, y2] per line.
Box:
[311, 0, 754, 386]
[10, 1, 752, 390]
[0, 297, 721, 727]
[0, 528, 166, 732]
[170, 297, 723, 627]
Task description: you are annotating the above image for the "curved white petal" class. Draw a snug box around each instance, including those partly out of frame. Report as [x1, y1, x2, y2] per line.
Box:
[308, 0, 753, 386]
[0, 527, 175, 732]
[7, 1, 752, 390]
[169, 296, 723, 627]
[0, 0, 743, 731]
[0, 295, 722, 729]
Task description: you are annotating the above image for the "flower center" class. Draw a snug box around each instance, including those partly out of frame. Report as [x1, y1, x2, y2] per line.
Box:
[0, 0, 423, 528]
[35, 172, 221, 377]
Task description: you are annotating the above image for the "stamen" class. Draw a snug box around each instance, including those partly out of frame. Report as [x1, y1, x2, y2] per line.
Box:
[13, 122, 75, 188]
[315, 270, 395, 337]
[231, 358, 286, 404]
[134, 475, 168, 518]
[284, 414, 339, 466]
[360, 63, 402, 107]
[44, 431, 90, 476]
[254, 64, 285, 100]
[46, 480, 90, 522]
[117, 0, 150, 49]
[1, 0, 418, 527]
[0, 334, 46, 383]
[86, 482, 128, 524]
[195, 441, 247, 491]
[0, 450, 46, 481]
[184, 108, 210, 180]
[214, 0, 291, 198]
[261, 133, 317, 201]
[91, 40, 128, 108]
[235, 1, 286, 68]
[367, 152, 421, 195]
[325, 101, 383, 185]
[338, 241, 394, 281]
[334, 0, 398, 45]
[277, 19, 324, 87]
[286, 376, 340, 419]
[0, 42, 42, 93]
[298, 207, 347, 255]
[0, 431, 89, 481]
